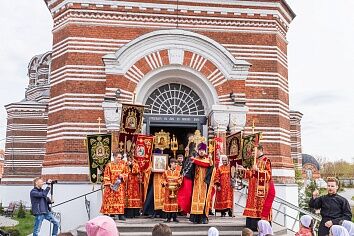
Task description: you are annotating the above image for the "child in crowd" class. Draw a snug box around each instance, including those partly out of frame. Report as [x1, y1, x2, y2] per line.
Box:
[86, 215, 119, 236]
[242, 228, 253, 236]
[162, 158, 182, 223]
[296, 215, 314, 236]
[330, 225, 350, 236]
[342, 220, 354, 236]
[257, 220, 273, 236]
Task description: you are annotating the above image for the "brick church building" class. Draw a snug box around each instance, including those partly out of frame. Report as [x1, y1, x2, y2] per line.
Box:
[1, 0, 303, 231]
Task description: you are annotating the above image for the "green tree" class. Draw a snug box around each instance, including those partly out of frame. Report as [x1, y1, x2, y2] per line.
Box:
[17, 202, 26, 218]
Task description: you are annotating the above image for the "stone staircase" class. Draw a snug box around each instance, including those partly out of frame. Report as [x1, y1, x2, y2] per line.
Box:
[76, 216, 288, 236]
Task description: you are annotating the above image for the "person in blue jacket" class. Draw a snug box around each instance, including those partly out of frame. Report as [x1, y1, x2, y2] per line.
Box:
[30, 177, 60, 236]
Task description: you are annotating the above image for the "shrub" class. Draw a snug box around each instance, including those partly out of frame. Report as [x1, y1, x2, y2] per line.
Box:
[0, 228, 20, 236]
[0, 202, 4, 215]
[17, 202, 26, 218]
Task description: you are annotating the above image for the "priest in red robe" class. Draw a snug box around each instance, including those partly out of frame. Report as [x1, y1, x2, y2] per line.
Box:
[214, 155, 233, 217]
[239, 145, 275, 231]
[190, 142, 214, 224]
[125, 157, 142, 218]
[100, 152, 128, 220]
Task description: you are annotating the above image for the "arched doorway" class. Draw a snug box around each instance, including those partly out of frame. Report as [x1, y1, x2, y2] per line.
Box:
[144, 83, 207, 156]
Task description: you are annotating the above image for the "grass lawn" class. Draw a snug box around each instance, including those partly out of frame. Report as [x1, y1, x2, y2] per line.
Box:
[0, 211, 34, 236]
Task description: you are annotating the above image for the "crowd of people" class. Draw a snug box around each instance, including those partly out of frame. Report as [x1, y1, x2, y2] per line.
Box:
[99, 142, 239, 225]
[83, 215, 354, 236]
[29, 142, 353, 236]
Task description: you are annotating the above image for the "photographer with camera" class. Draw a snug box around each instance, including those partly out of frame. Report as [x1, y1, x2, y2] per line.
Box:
[30, 177, 60, 236]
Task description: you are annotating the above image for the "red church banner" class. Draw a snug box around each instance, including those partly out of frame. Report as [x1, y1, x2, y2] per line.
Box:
[134, 134, 154, 170]
[119, 103, 145, 134]
[213, 136, 223, 167]
[118, 104, 145, 158]
[226, 131, 243, 168]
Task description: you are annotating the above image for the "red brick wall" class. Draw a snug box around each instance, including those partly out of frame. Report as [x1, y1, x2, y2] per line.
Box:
[42, 0, 296, 183]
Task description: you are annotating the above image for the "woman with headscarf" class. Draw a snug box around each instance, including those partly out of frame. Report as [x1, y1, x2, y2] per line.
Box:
[342, 220, 354, 236]
[208, 227, 219, 236]
[296, 215, 314, 236]
[330, 225, 350, 236]
[86, 215, 119, 236]
[257, 220, 273, 236]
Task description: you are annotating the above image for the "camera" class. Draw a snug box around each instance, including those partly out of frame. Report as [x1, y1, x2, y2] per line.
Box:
[47, 180, 58, 185]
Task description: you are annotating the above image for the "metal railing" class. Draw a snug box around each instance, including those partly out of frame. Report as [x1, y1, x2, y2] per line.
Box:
[49, 188, 102, 235]
[234, 184, 321, 234]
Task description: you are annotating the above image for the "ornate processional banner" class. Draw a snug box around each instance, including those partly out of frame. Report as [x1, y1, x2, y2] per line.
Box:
[119, 103, 145, 134]
[213, 137, 223, 167]
[226, 131, 243, 168]
[242, 132, 261, 168]
[134, 134, 154, 170]
[86, 134, 112, 183]
[118, 104, 145, 157]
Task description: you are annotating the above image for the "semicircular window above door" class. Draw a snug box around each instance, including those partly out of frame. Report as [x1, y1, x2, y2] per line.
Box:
[145, 83, 205, 115]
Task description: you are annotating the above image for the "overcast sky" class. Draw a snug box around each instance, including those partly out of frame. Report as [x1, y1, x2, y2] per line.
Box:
[0, 0, 353, 162]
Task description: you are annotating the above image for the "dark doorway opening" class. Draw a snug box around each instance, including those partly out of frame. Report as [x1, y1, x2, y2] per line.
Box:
[149, 126, 197, 157]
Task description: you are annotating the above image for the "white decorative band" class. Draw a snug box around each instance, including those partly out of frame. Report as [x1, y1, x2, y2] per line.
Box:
[272, 168, 295, 178]
[41, 166, 90, 175]
[1, 178, 35, 182]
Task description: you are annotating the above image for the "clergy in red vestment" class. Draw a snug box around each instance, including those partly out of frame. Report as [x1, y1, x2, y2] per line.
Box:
[214, 155, 233, 217]
[100, 152, 128, 220]
[162, 158, 182, 222]
[190, 142, 214, 224]
[125, 157, 142, 218]
[239, 145, 275, 231]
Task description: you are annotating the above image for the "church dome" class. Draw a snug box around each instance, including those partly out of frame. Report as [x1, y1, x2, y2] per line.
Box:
[302, 154, 320, 170]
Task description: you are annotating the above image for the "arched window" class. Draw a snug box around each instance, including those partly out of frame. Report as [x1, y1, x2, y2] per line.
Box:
[145, 83, 205, 115]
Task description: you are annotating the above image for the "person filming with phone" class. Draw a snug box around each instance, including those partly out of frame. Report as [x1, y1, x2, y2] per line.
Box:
[30, 177, 60, 236]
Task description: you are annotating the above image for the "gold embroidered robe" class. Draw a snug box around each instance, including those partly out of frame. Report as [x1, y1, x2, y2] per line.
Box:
[243, 156, 272, 220]
[100, 160, 127, 215]
[190, 156, 213, 215]
[125, 161, 142, 208]
[162, 168, 182, 212]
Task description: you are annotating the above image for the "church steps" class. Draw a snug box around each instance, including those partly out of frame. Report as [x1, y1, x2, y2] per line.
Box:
[76, 217, 288, 236]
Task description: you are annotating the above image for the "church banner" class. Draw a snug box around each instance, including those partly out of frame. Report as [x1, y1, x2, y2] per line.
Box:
[117, 133, 136, 158]
[86, 134, 112, 183]
[119, 103, 145, 134]
[226, 131, 243, 168]
[134, 134, 154, 170]
[213, 136, 223, 167]
[118, 104, 145, 158]
[242, 132, 261, 168]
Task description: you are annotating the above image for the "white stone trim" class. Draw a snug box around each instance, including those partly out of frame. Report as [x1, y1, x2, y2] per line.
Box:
[272, 168, 295, 178]
[1, 178, 35, 182]
[50, 0, 292, 25]
[51, 64, 106, 75]
[46, 136, 86, 142]
[42, 166, 89, 175]
[54, 18, 285, 41]
[103, 29, 251, 80]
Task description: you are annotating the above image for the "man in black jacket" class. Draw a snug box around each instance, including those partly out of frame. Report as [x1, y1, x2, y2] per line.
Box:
[309, 177, 352, 236]
[30, 177, 60, 236]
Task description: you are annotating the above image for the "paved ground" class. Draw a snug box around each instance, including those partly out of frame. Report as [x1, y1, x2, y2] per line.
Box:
[0, 215, 19, 227]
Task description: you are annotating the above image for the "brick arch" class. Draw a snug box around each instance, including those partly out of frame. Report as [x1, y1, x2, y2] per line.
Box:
[122, 49, 227, 90]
